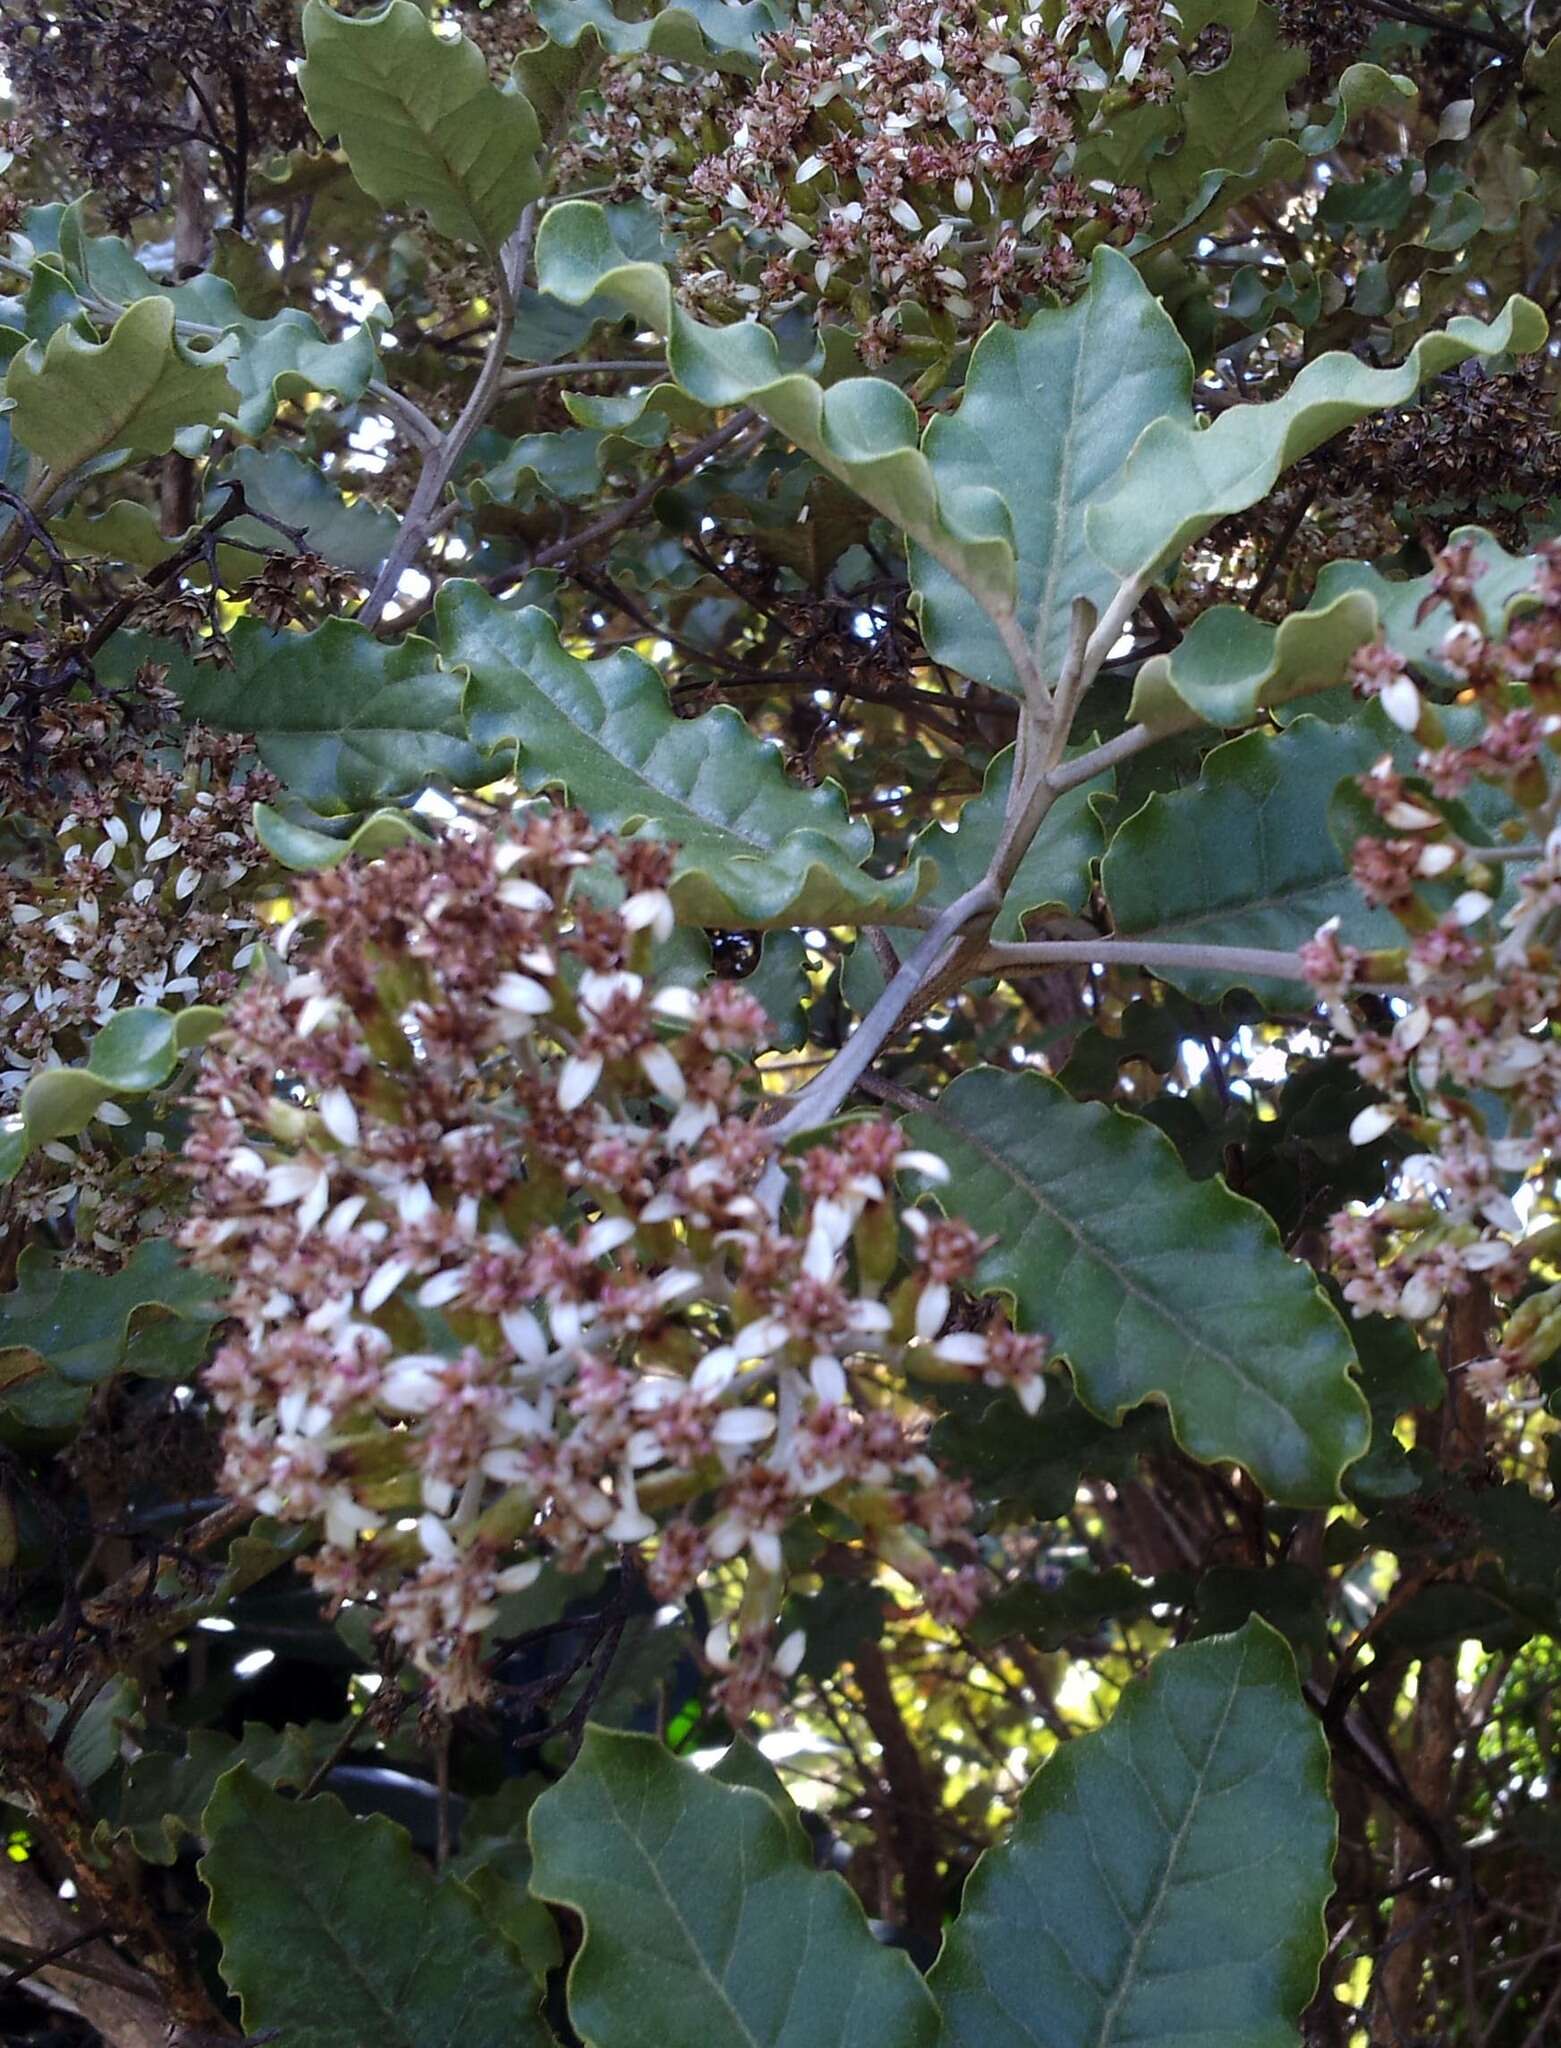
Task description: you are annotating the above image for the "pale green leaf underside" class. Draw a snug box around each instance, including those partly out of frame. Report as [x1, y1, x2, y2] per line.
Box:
[300, 0, 542, 256]
[1130, 524, 1546, 734]
[0, 1006, 221, 1188]
[1090, 293, 1546, 582]
[200, 1769, 552, 2048]
[931, 1620, 1335, 2048]
[534, 200, 1016, 618]
[1102, 716, 1402, 996]
[913, 247, 1193, 691]
[904, 1068, 1369, 1505]
[535, 0, 784, 71]
[443, 582, 934, 927]
[46, 204, 380, 438]
[5, 297, 237, 474]
[528, 1727, 939, 2048]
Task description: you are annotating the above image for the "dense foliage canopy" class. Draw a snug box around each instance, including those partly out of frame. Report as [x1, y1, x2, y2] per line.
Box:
[3, 2, 1561, 2044]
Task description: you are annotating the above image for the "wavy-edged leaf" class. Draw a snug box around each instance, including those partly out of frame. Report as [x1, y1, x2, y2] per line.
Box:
[1131, 525, 1545, 734]
[253, 801, 435, 872]
[1089, 294, 1546, 584]
[0, 1005, 222, 1186]
[902, 1067, 1369, 1505]
[444, 582, 933, 926]
[300, 0, 542, 257]
[913, 248, 1191, 691]
[0, 1239, 219, 1431]
[173, 616, 490, 815]
[200, 1768, 553, 2048]
[930, 1619, 1335, 2048]
[1129, 587, 1381, 735]
[1150, 5, 1304, 217]
[534, 200, 1017, 623]
[529, 1725, 938, 2048]
[1101, 716, 1401, 997]
[535, 0, 784, 71]
[1299, 60, 1417, 152]
[4, 297, 237, 474]
[108, 1722, 346, 1865]
[218, 446, 399, 577]
[1309, 525, 1544, 681]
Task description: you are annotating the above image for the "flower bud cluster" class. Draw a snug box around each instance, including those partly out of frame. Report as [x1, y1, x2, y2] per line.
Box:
[1305, 540, 1561, 1400]
[566, 0, 1169, 361]
[180, 812, 1051, 1714]
[0, 676, 274, 1254]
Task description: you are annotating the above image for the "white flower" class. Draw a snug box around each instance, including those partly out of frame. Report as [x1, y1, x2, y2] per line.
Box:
[638, 1040, 686, 1102]
[582, 1215, 636, 1259]
[494, 1559, 543, 1594]
[491, 971, 553, 1016]
[1349, 1104, 1397, 1147]
[1380, 676, 1423, 732]
[558, 1052, 604, 1111]
[932, 1332, 988, 1366]
[621, 888, 674, 941]
[915, 1281, 951, 1342]
[361, 1255, 413, 1313]
[711, 1406, 776, 1447]
[318, 1087, 360, 1148]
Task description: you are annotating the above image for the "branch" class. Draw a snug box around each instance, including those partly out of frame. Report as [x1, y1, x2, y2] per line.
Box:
[769, 599, 1097, 1140]
[499, 356, 666, 390]
[978, 938, 1311, 982]
[359, 208, 538, 627]
[1045, 719, 1159, 794]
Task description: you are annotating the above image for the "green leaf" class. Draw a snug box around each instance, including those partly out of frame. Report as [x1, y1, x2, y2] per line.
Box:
[1101, 717, 1402, 998]
[253, 800, 435, 872]
[47, 211, 380, 439]
[9, 1067, 111, 1147]
[448, 1779, 564, 1985]
[1130, 525, 1545, 735]
[1089, 294, 1547, 585]
[534, 201, 1016, 623]
[444, 584, 933, 927]
[1128, 588, 1381, 736]
[903, 1068, 1370, 1505]
[707, 1738, 812, 1858]
[300, 0, 542, 258]
[535, 0, 785, 72]
[108, 1721, 349, 1865]
[85, 1007, 181, 1092]
[5, 296, 237, 475]
[218, 446, 399, 577]
[1150, 6, 1304, 217]
[0, 1240, 219, 1431]
[173, 617, 491, 815]
[200, 1768, 554, 2048]
[0, 1005, 211, 1184]
[528, 1726, 938, 2048]
[912, 249, 1192, 691]
[930, 1620, 1334, 2048]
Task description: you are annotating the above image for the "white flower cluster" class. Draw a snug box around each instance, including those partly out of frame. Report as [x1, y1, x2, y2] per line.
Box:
[182, 811, 1051, 1714]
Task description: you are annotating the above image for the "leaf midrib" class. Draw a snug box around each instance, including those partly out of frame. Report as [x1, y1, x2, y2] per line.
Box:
[921, 1082, 1316, 1445]
[1089, 1651, 1246, 2047]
